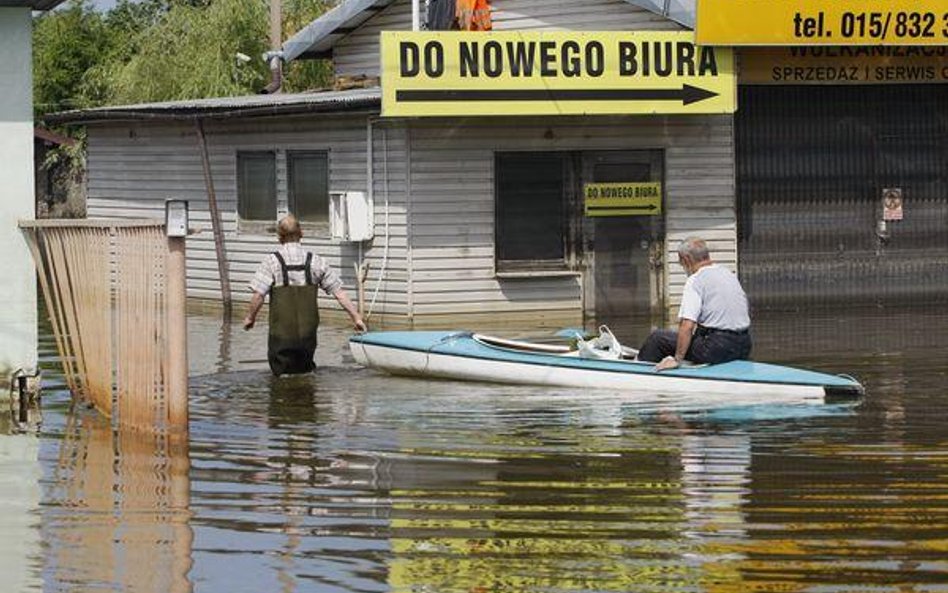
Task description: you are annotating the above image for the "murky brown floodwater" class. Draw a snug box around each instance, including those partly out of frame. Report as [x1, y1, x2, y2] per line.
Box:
[5, 305, 947, 592]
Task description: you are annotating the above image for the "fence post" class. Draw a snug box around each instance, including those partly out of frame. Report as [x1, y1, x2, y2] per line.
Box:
[166, 236, 188, 432]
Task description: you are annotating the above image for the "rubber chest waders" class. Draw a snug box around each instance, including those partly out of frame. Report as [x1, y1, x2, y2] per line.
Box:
[267, 252, 320, 375]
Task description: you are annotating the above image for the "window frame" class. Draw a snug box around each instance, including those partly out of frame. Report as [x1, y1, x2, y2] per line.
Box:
[287, 150, 331, 236]
[494, 151, 577, 275]
[236, 150, 277, 233]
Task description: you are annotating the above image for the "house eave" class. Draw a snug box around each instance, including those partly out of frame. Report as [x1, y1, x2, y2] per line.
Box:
[280, 0, 696, 63]
[46, 88, 383, 126]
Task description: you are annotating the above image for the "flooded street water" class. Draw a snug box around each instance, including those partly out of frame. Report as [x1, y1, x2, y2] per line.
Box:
[7, 306, 948, 592]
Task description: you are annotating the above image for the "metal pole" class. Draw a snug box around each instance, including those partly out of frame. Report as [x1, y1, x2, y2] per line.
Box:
[354, 261, 369, 319]
[412, 0, 420, 30]
[270, 0, 282, 49]
[17, 375, 28, 424]
[166, 236, 188, 433]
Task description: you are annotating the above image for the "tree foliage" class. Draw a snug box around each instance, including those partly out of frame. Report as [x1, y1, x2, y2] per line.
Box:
[33, 0, 335, 116]
[33, 0, 110, 113]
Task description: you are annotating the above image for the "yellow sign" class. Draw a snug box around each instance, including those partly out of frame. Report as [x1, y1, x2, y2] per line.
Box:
[381, 31, 735, 117]
[698, 0, 948, 46]
[584, 182, 662, 217]
[741, 47, 948, 84]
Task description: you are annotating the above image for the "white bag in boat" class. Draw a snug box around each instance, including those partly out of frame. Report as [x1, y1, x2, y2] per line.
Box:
[576, 326, 623, 360]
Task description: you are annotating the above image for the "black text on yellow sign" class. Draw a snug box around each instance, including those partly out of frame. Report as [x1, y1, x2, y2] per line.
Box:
[741, 46, 948, 85]
[584, 182, 662, 217]
[381, 32, 736, 117]
[697, 0, 948, 46]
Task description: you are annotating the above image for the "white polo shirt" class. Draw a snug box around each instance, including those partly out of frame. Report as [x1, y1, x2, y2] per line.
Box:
[678, 264, 750, 331]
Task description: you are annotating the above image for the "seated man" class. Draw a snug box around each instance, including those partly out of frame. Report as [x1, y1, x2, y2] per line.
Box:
[638, 237, 751, 371]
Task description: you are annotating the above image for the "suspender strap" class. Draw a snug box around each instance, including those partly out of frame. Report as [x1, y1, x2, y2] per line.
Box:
[273, 252, 289, 286]
[272, 251, 315, 286]
[304, 253, 313, 286]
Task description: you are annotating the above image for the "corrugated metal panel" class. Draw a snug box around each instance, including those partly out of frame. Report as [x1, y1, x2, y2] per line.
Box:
[85, 115, 411, 321]
[283, 0, 398, 61]
[407, 115, 735, 319]
[491, 0, 681, 31]
[737, 85, 948, 308]
[333, 0, 682, 79]
[287, 0, 692, 67]
[51, 88, 380, 124]
[84, 111, 736, 323]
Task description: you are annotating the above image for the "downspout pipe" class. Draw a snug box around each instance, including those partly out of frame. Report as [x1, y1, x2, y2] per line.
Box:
[261, 51, 283, 95]
[263, 0, 283, 94]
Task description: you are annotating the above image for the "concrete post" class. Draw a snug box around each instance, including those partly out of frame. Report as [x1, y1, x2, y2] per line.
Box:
[166, 237, 188, 432]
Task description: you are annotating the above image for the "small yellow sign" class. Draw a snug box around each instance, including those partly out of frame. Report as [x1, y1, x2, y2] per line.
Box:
[584, 182, 662, 217]
[697, 0, 948, 46]
[381, 31, 736, 117]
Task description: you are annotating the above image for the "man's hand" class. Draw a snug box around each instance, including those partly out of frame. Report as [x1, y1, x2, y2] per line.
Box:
[353, 316, 368, 333]
[244, 291, 266, 331]
[655, 355, 680, 372]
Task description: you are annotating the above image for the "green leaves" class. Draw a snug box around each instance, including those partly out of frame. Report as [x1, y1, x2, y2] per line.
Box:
[108, 0, 271, 103]
[33, 0, 335, 117]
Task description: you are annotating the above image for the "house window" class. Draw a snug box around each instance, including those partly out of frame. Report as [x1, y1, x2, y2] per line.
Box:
[288, 151, 329, 224]
[237, 151, 276, 222]
[495, 152, 568, 272]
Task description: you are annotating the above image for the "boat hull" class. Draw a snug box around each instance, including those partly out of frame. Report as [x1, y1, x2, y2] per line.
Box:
[350, 331, 864, 404]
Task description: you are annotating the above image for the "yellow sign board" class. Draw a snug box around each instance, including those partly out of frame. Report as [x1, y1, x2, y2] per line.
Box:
[698, 0, 948, 46]
[584, 182, 662, 217]
[741, 47, 948, 84]
[381, 31, 735, 117]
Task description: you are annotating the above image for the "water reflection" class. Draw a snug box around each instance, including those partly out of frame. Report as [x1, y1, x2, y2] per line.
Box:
[30, 305, 948, 592]
[42, 411, 192, 593]
[0, 426, 41, 593]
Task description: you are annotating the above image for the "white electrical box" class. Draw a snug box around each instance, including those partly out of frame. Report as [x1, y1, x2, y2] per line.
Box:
[330, 191, 374, 242]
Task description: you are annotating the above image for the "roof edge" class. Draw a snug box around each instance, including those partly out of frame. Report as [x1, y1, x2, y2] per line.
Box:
[280, 0, 695, 63]
[45, 89, 382, 126]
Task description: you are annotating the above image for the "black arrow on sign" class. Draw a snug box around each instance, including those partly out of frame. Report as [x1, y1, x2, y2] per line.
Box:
[396, 85, 719, 106]
[588, 204, 659, 212]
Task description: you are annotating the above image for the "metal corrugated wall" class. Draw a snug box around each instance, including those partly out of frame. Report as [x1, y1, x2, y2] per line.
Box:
[737, 85, 948, 308]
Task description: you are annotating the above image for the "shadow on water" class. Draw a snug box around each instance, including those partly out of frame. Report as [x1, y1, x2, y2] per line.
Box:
[26, 304, 948, 592]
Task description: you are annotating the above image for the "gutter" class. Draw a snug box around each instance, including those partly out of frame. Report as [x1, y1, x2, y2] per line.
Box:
[260, 51, 284, 95]
[45, 101, 382, 126]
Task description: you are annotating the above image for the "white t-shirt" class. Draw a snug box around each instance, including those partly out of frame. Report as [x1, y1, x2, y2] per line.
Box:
[678, 264, 750, 331]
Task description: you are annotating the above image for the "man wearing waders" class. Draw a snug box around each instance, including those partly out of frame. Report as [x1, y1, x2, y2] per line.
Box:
[243, 215, 367, 375]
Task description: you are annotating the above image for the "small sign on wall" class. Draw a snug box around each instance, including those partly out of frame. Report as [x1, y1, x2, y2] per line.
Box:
[883, 187, 903, 221]
[584, 182, 662, 217]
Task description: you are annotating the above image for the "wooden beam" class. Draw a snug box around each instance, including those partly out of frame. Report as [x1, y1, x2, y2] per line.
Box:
[194, 118, 233, 314]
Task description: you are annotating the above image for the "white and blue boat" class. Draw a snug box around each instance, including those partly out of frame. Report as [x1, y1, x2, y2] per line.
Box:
[349, 331, 865, 404]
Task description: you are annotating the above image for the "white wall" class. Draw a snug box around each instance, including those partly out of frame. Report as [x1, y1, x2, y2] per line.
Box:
[85, 114, 412, 325]
[406, 116, 736, 321]
[0, 10, 39, 593]
[0, 8, 38, 383]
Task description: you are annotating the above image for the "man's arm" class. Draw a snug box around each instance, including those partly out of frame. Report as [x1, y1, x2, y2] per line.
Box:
[243, 291, 266, 330]
[332, 287, 368, 332]
[655, 318, 696, 371]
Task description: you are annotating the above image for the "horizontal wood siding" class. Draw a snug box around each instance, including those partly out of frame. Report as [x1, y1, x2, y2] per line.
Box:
[85, 115, 410, 322]
[333, 0, 681, 79]
[407, 116, 736, 319]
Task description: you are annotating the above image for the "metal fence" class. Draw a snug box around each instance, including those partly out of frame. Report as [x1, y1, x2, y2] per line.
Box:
[20, 220, 187, 432]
